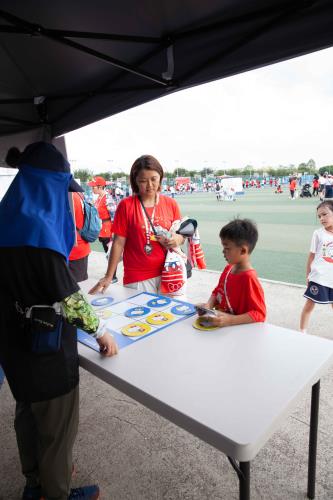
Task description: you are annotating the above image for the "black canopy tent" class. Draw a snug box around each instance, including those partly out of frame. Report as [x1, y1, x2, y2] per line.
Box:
[0, 0, 333, 152]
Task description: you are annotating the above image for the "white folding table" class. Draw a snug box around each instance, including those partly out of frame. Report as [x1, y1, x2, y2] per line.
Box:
[78, 285, 333, 500]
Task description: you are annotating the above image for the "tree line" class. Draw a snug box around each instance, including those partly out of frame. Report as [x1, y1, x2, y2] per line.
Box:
[74, 160, 333, 182]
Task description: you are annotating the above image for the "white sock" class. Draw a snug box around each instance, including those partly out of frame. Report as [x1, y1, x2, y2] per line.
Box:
[300, 329, 307, 334]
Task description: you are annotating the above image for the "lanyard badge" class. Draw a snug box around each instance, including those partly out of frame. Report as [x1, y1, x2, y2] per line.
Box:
[139, 198, 157, 255]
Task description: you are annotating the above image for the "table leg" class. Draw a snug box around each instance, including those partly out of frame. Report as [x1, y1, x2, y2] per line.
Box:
[307, 380, 320, 499]
[227, 457, 250, 500]
[239, 462, 250, 500]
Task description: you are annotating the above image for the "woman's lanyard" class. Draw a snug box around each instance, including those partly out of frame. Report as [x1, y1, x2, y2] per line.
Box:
[139, 196, 157, 255]
[224, 266, 234, 314]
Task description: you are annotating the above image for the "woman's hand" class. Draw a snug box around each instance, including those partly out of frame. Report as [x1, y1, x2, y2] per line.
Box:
[97, 333, 118, 357]
[89, 276, 114, 295]
[156, 232, 184, 249]
[89, 235, 125, 294]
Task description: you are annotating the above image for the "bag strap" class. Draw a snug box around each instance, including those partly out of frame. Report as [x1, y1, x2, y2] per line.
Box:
[75, 193, 86, 232]
[224, 266, 234, 314]
[138, 196, 157, 236]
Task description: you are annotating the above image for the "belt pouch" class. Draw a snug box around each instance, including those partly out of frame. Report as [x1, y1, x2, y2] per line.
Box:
[28, 306, 62, 354]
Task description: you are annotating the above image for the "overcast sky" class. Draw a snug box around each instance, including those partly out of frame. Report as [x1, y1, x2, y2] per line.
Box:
[65, 46, 333, 174]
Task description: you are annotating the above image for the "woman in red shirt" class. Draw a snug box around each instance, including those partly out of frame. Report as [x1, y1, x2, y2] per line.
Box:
[90, 155, 184, 294]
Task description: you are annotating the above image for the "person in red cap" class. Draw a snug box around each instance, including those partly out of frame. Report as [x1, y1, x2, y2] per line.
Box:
[88, 176, 117, 282]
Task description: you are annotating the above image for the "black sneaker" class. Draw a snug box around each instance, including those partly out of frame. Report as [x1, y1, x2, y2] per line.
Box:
[22, 485, 41, 499]
[68, 484, 100, 499]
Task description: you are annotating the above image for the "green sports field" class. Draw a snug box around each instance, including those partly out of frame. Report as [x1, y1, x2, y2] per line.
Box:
[92, 189, 321, 285]
[176, 189, 320, 285]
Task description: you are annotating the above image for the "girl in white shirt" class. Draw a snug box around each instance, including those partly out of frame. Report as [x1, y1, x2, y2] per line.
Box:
[300, 200, 333, 333]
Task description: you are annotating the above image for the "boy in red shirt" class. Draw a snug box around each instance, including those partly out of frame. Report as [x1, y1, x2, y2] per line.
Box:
[196, 219, 266, 327]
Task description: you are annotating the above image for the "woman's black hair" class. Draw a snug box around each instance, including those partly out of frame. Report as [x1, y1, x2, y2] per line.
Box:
[129, 155, 163, 193]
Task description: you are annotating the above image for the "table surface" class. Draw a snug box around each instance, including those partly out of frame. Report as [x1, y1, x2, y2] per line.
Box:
[79, 281, 333, 462]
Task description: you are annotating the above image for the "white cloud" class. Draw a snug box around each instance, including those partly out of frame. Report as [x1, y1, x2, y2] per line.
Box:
[65, 46, 333, 173]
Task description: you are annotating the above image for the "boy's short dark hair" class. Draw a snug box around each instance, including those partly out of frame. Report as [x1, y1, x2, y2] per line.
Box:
[219, 219, 258, 253]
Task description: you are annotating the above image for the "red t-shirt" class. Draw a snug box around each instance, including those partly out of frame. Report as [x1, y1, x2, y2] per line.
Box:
[112, 194, 181, 284]
[69, 193, 91, 261]
[212, 264, 266, 322]
[290, 179, 297, 190]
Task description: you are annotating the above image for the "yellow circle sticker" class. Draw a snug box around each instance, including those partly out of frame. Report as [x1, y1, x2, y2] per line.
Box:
[121, 322, 151, 337]
[146, 312, 174, 325]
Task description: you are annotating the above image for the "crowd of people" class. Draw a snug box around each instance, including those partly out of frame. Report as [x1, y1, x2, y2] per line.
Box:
[0, 140, 332, 500]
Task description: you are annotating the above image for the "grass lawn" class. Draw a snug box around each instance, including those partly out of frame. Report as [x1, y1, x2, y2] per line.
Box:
[92, 188, 321, 285]
[174, 188, 320, 285]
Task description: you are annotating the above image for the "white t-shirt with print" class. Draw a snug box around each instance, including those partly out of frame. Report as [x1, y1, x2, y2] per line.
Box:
[308, 228, 333, 288]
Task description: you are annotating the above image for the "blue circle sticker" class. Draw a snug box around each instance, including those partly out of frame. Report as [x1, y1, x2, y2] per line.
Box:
[125, 306, 150, 318]
[91, 296, 114, 307]
[147, 297, 171, 308]
[171, 304, 196, 316]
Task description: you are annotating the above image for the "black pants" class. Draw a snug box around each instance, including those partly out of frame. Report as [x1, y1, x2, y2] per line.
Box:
[99, 237, 110, 253]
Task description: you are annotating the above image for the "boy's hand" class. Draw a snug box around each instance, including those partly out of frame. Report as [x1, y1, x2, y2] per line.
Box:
[97, 333, 118, 357]
[195, 303, 212, 316]
[199, 311, 233, 327]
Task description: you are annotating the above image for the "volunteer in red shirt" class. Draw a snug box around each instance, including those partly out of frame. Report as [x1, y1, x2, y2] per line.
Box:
[89, 155, 184, 295]
[87, 176, 112, 251]
[69, 192, 91, 282]
[88, 176, 118, 283]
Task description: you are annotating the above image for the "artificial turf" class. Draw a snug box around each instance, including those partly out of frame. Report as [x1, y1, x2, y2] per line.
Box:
[176, 188, 320, 285]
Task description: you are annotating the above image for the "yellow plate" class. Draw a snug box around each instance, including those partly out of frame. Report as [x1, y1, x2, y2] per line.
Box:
[192, 318, 220, 331]
[146, 312, 174, 325]
[121, 322, 151, 337]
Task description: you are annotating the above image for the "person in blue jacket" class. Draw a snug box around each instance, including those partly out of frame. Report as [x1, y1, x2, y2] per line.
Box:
[0, 142, 118, 500]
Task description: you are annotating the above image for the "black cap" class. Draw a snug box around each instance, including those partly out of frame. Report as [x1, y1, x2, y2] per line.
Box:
[5, 141, 83, 192]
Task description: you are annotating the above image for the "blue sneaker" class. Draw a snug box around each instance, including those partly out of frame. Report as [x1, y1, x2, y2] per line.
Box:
[68, 485, 100, 499]
[22, 485, 41, 499]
